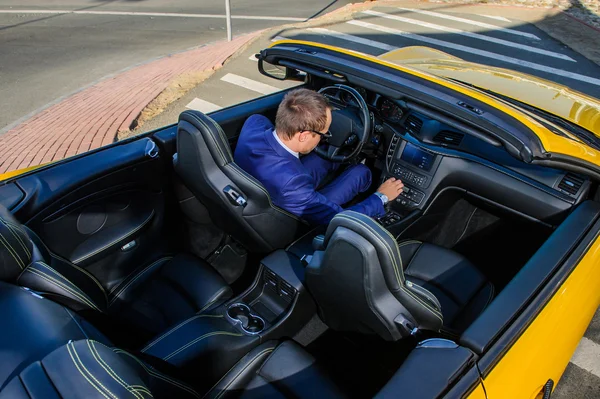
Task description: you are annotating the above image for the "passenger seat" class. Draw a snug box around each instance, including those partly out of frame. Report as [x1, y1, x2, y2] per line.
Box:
[0, 281, 345, 398]
[0, 205, 232, 335]
[1, 339, 346, 399]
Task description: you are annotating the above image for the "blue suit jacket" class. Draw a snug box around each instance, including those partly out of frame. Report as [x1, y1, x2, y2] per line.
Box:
[234, 115, 384, 225]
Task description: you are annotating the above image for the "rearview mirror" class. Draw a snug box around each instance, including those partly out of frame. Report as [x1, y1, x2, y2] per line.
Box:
[258, 59, 289, 80]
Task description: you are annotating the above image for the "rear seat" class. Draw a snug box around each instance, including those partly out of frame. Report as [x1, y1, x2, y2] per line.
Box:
[0, 282, 346, 398]
[0, 204, 232, 337]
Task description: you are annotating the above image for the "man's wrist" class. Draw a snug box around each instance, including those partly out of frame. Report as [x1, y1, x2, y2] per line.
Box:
[374, 191, 388, 205]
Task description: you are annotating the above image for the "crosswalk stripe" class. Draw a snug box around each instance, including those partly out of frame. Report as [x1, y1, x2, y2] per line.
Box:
[480, 15, 511, 23]
[363, 10, 575, 62]
[396, 8, 540, 40]
[347, 20, 600, 87]
[308, 28, 397, 52]
[221, 73, 280, 95]
[571, 337, 600, 378]
[185, 98, 221, 113]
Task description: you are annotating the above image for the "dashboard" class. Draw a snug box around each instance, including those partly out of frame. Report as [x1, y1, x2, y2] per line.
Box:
[327, 85, 591, 225]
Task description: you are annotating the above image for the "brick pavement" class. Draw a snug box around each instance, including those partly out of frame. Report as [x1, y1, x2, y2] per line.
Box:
[0, 31, 261, 174]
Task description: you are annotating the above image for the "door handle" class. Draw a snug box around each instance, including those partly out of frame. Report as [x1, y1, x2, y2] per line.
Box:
[537, 379, 554, 399]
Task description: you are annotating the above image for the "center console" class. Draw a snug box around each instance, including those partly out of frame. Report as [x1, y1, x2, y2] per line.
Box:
[142, 250, 316, 391]
[376, 133, 443, 231]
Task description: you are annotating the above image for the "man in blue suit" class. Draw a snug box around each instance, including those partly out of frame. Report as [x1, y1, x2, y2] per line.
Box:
[234, 89, 404, 225]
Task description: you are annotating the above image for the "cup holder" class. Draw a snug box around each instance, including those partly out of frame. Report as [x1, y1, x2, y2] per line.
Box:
[226, 303, 265, 335]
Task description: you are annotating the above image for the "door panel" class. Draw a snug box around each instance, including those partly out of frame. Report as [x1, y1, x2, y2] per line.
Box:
[3, 137, 177, 291]
[36, 189, 160, 267]
[478, 221, 600, 398]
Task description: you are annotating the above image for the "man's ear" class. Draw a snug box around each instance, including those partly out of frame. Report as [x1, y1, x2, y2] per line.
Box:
[297, 131, 309, 142]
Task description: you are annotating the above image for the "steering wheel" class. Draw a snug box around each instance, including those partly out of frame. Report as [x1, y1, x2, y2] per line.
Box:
[315, 85, 372, 163]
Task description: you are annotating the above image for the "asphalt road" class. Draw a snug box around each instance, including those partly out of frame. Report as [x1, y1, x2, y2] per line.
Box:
[0, 0, 354, 132]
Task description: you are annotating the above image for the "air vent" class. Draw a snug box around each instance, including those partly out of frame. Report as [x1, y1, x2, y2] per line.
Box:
[263, 268, 295, 304]
[433, 130, 464, 146]
[405, 115, 423, 135]
[557, 173, 585, 196]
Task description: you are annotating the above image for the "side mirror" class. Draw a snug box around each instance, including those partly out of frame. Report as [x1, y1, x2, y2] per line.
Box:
[258, 59, 289, 80]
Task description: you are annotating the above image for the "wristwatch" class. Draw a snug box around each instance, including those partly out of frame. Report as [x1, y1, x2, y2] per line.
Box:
[374, 191, 389, 205]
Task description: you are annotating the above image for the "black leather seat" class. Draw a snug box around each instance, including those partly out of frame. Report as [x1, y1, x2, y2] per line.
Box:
[174, 110, 308, 253]
[0, 205, 232, 335]
[306, 210, 494, 341]
[0, 280, 345, 398]
[1, 338, 345, 399]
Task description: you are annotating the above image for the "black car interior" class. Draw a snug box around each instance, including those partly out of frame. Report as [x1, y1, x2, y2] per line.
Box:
[1, 48, 599, 398]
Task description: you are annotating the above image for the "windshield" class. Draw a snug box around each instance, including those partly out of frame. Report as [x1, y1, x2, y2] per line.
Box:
[447, 78, 600, 151]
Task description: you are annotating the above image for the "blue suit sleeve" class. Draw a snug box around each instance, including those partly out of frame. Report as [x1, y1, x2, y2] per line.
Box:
[279, 174, 386, 225]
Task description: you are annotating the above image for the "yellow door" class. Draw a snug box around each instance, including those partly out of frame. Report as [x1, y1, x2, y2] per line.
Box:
[473, 236, 600, 398]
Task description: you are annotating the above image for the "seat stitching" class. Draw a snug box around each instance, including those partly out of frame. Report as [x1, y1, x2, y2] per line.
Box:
[24, 226, 108, 298]
[0, 231, 24, 269]
[108, 257, 172, 306]
[113, 349, 200, 398]
[335, 213, 442, 321]
[396, 240, 422, 248]
[141, 314, 223, 352]
[406, 282, 442, 311]
[67, 343, 112, 399]
[1, 220, 31, 258]
[2, 219, 28, 236]
[208, 348, 275, 399]
[22, 266, 101, 311]
[69, 342, 117, 399]
[255, 343, 287, 376]
[187, 113, 228, 163]
[23, 268, 100, 311]
[73, 210, 155, 264]
[197, 287, 231, 314]
[483, 282, 495, 309]
[107, 256, 172, 296]
[164, 332, 244, 361]
[88, 341, 149, 399]
[205, 114, 234, 159]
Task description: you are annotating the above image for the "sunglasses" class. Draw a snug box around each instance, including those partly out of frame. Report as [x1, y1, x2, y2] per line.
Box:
[303, 129, 332, 139]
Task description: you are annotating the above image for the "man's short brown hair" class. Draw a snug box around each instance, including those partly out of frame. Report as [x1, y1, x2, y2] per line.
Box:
[275, 89, 331, 140]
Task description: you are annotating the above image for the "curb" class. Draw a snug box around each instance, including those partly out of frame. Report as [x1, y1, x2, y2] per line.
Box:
[0, 32, 260, 174]
[0, 2, 371, 176]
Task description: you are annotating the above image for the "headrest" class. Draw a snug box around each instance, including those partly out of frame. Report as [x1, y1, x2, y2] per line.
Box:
[178, 110, 233, 167]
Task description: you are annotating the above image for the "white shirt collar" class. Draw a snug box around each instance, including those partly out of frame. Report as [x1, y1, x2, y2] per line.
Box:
[273, 130, 299, 158]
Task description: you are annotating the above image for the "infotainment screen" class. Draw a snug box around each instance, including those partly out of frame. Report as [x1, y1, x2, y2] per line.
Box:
[399, 143, 435, 172]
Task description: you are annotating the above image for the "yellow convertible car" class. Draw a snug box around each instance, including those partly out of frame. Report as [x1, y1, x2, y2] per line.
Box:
[0, 40, 599, 399]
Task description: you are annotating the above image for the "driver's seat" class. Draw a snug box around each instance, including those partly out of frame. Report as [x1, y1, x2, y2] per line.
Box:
[174, 110, 308, 252]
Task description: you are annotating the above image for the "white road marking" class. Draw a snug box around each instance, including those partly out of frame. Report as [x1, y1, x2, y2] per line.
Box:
[185, 98, 221, 113]
[363, 10, 574, 62]
[571, 337, 600, 378]
[396, 7, 540, 40]
[0, 9, 306, 21]
[249, 54, 259, 61]
[221, 73, 280, 95]
[308, 28, 397, 52]
[480, 15, 511, 23]
[347, 20, 600, 86]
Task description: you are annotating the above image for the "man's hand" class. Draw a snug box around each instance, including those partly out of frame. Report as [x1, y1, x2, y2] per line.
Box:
[377, 177, 404, 201]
